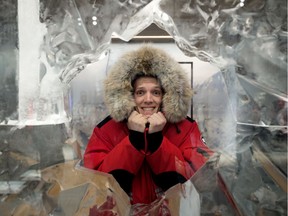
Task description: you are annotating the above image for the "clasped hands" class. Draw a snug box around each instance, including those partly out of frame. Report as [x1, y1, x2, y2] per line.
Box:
[127, 111, 167, 133]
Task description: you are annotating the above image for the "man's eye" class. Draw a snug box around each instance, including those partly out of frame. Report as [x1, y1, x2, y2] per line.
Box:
[135, 90, 144, 96]
[153, 90, 162, 96]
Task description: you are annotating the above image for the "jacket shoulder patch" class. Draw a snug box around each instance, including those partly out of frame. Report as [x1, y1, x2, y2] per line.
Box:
[97, 115, 112, 128]
[186, 116, 195, 123]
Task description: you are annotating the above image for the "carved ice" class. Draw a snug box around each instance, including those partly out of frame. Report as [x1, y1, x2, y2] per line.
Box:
[0, 0, 287, 215]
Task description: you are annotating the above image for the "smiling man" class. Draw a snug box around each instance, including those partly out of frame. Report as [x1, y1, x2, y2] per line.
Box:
[83, 45, 213, 204]
[129, 75, 166, 135]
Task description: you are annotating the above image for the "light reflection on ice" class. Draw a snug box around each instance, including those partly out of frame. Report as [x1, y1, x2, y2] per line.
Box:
[0, 181, 26, 194]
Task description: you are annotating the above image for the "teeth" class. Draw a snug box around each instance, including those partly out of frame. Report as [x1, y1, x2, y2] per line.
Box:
[143, 108, 154, 111]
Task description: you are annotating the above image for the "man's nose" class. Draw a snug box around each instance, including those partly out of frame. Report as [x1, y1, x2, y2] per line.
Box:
[144, 92, 153, 102]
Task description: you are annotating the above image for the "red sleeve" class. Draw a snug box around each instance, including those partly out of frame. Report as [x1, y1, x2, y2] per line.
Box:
[182, 121, 214, 173]
[146, 120, 213, 179]
[146, 137, 192, 179]
[83, 126, 145, 175]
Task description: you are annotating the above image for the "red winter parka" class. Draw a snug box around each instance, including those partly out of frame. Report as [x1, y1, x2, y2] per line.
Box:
[84, 115, 212, 204]
[83, 45, 213, 204]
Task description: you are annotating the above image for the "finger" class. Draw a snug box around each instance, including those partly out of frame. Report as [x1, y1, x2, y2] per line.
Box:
[131, 110, 139, 116]
[129, 111, 139, 120]
[132, 112, 148, 125]
[149, 112, 165, 123]
[156, 112, 166, 120]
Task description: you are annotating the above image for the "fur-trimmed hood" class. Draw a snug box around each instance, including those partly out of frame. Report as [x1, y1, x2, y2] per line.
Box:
[104, 45, 192, 123]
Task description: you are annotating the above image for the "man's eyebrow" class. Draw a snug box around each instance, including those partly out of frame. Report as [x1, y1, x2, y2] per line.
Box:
[136, 85, 161, 89]
[153, 87, 162, 90]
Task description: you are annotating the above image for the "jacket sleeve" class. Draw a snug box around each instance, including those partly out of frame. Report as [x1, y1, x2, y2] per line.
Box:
[146, 136, 192, 181]
[83, 126, 145, 175]
[146, 120, 213, 180]
[181, 121, 213, 173]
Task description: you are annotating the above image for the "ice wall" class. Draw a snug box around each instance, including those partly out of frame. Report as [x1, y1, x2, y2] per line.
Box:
[0, 0, 287, 215]
[12, 0, 288, 126]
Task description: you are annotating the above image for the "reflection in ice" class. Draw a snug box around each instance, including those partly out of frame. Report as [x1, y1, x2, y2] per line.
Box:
[0, 181, 26, 194]
[0, 0, 287, 215]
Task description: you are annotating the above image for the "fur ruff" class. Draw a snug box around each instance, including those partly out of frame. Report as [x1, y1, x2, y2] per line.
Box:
[104, 45, 193, 123]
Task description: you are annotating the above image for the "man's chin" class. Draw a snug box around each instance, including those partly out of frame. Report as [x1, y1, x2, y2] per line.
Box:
[143, 114, 152, 118]
[141, 112, 155, 118]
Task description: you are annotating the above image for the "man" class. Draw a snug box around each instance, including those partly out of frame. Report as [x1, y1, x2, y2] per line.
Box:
[84, 45, 213, 204]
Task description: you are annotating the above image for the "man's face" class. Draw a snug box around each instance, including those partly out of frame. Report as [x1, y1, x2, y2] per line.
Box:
[133, 77, 163, 118]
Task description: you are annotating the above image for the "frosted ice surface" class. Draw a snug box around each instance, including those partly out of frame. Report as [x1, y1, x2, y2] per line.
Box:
[0, 0, 287, 215]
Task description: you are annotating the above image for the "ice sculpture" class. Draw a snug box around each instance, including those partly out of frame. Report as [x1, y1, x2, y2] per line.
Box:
[0, 0, 287, 215]
[20, 0, 286, 124]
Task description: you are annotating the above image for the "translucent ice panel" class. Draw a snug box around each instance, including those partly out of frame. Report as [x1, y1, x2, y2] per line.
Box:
[14, 0, 288, 126]
[0, 0, 287, 215]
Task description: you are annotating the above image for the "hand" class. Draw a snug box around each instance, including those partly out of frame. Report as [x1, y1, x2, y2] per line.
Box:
[127, 111, 148, 132]
[147, 112, 166, 134]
